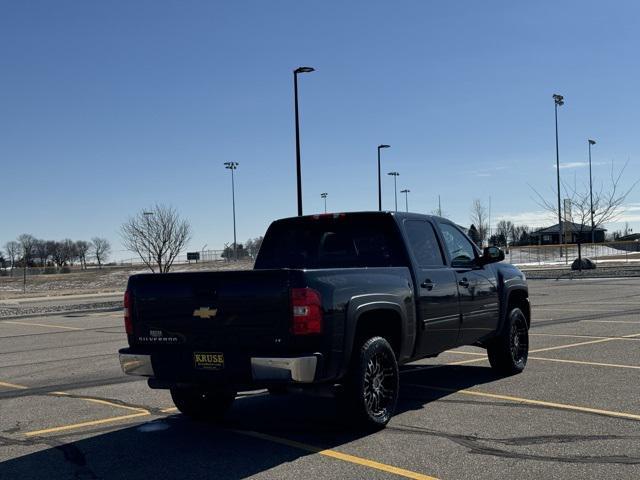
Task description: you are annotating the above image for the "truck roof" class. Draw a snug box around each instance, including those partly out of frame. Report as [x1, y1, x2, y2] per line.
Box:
[272, 211, 450, 224]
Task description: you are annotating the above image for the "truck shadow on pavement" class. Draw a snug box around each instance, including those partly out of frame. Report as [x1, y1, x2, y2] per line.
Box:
[1, 365, 504, 479]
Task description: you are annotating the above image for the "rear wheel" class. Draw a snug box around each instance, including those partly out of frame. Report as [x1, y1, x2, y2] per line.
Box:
[170, 388, 236, 421]
[487, 307, 529, 375]
[342, 336, 399, 429]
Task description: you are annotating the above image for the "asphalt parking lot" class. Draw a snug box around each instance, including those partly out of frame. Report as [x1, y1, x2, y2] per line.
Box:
[1, 278, 639, 480]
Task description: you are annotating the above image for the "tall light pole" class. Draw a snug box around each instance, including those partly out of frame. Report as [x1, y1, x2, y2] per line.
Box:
[294, 66, 315, 216]
[377, 145, 390, 211]
[553, 93, 564, 255]
[387, 171, 399, 212]
[320, 192, 328, 213]
[224, 162, 239, 260]
[588, 139, 597, 243]
[400, 189, 410, 212]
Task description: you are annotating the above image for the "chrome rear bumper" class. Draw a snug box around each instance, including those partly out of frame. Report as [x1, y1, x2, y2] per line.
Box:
[119, 352, 319, 383]
[119, 353, 154, 377]
[250, 355, 319, 383]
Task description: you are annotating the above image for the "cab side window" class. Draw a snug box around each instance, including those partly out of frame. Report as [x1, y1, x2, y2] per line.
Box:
[405, 220, 445, 267]
[439, 223, 477, 268]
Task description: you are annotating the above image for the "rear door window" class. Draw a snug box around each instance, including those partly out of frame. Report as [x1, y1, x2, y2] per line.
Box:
[404, 220, 445, 267]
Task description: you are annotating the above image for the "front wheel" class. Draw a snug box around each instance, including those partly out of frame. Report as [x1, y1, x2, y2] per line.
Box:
[487, 307, 529, 375]
[170, 388, 236, 421]
[343, 336, 399, 429]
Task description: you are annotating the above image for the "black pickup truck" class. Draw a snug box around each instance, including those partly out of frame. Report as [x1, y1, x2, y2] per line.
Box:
[119, 212, 530, 427]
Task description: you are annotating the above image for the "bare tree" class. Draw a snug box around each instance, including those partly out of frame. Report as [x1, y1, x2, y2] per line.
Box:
[4, 241, 20, 276]
[495, 220, 514, 246]
[91, 237, 111, 268]
[120, 204, 191, 273]
[51, 241, 67, 267]
[33, 239, 49, 267]
[532, 161, 638, 266]
[470, 199, 489, 245]
[76, 240, 90, 269]
[17, 234, 36, 265]
[17, 234, 36, 291]
[533, 161, 638, 240]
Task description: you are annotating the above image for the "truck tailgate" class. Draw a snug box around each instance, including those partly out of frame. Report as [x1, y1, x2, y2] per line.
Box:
[128, 269, 294, 352]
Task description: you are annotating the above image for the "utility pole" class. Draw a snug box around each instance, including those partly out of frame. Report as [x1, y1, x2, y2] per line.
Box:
[588, 139, 597, 243]
[387, 172, 400, 212]
[553, 93, 565, 257]
[400, 189, 410, 212]
[224, 162, 239, 260]
[377, 145, 390, 211]
[293, 66, 315, 216]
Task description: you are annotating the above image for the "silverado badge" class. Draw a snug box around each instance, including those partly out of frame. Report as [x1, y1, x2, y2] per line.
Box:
[193, 307, 218, 319]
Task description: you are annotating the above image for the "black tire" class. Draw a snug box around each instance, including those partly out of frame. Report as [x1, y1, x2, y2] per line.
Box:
[268, 386, 288, 395]
[170, 388, 236, 421]
[487, 306, 529, 375]
[343, 336, 399, 429]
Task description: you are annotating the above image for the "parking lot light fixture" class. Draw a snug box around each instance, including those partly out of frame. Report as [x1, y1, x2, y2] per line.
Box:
[387, 171, 400, 212]
[293, 66, 315, 216]
[377, 145, 391, 211]
[320, 192, 328, 213]
[588, 139, 597, 243]
[553, 93, 564, 255]
[224, 162, 239, 260]
[400, 189, 410, 212]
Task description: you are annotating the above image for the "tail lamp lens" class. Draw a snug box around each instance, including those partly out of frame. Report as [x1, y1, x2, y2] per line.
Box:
[124, 290, 133, 335]
[290, 288, 322, 335]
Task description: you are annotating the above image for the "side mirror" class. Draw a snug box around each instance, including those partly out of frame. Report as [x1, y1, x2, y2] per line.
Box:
[481, 246, 505, 265]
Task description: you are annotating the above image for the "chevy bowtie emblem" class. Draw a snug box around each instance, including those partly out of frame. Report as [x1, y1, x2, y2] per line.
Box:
[193, 307, 218, 319]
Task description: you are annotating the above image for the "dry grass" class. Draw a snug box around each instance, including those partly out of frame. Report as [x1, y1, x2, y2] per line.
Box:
[0, 260, 254, 299]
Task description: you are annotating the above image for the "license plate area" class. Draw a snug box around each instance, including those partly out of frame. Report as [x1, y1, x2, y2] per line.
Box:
[193, 352, 224, 370]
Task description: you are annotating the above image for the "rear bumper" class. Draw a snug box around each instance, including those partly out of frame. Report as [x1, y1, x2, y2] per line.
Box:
[119, 353, 154, 377]
[250, 355, 319, 383]
[119, 350, 321, 384]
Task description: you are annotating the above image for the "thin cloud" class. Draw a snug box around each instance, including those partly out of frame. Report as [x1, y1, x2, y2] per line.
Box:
[553, 161, 607, 170]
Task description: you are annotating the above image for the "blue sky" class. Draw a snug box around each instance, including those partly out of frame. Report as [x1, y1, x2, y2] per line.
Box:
[1, 1, 639, 260]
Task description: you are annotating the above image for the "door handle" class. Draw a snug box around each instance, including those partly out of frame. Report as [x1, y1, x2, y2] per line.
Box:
[421, 280, 435, 291]
[458, 278, 470, 288]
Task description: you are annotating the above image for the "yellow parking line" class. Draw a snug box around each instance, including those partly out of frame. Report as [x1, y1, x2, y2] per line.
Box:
[160, 407, 178, 413]
[407, 385, 640, 421]
[527, 356, 640, 370]
[530, 333, 640, 353]
[530, 333, 640, 341]
[583, 320, 640, 324]
[0, 381, 28, 390]
[25, 412, 150, 437]
[2, 320, 83, 331]
[444, 351, 640, 370]
[231, 429, 439, 480]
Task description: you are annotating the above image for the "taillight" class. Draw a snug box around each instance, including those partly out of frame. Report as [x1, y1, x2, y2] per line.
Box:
[290, 288, 323, 335]
[124, 290, 133, 335]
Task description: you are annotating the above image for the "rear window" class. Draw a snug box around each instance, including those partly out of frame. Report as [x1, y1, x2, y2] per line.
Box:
[254, 215, 407, 269]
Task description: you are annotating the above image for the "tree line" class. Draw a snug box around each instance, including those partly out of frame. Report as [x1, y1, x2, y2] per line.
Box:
[1, 235, 111, 273]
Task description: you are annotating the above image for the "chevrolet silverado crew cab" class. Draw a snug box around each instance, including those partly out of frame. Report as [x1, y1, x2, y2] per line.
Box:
[119, 212, 530, 428]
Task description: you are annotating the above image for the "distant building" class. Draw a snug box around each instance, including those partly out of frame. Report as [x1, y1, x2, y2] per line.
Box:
[530, 222, 606, 245]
